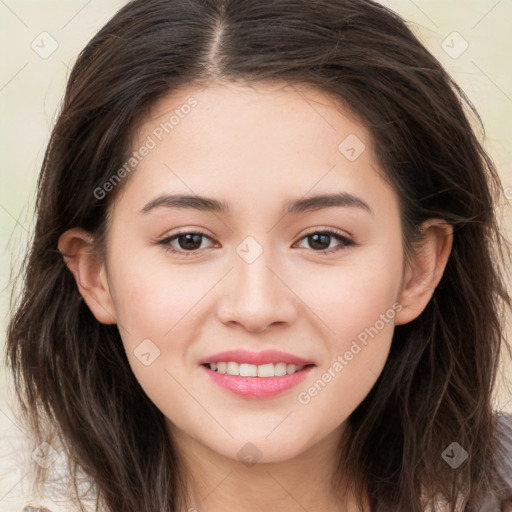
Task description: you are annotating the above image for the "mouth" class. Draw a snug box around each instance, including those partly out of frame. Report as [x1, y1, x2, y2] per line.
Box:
[203, 361, 311, 377]
[200, 361, 316, 399]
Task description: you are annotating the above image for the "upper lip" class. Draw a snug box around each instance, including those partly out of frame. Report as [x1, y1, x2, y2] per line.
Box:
[199, 349, 315, 366]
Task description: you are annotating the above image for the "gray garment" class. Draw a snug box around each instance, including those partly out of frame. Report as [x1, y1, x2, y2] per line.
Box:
[476, 413, 512, 512]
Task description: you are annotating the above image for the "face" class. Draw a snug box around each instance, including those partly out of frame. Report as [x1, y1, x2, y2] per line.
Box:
[75, 81, 421, 464]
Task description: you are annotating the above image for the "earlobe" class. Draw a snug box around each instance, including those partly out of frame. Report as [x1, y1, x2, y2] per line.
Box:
[58, 227, 116, 324]
[395, 219, 453, 326]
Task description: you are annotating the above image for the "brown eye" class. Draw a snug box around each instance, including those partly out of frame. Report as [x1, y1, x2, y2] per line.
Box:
[159, 231, 214, 255]
[295, 229, 355, 254]
[158, 228, 355, 257]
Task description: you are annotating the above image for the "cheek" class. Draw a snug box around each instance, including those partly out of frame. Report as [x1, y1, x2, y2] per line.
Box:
[107, 248, 221, 397]
[108, 248, 208, 340]
[296, 247, 401, 410]
[106, 254, 205, 407]
[308, 244, 403, 341]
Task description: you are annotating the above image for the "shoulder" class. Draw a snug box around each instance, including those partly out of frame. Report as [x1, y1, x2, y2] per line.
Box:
[430, 414, 512, 511]
[495, 413, 512, 485]
[493, 412, 512, 511]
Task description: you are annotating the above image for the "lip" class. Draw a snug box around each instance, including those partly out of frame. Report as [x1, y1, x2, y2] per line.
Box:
[199, 349, 314, 366]
[201, 364, 315, 399]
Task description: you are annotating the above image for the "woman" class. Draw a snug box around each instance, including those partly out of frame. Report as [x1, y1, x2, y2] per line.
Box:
[8, 0, 512, 510]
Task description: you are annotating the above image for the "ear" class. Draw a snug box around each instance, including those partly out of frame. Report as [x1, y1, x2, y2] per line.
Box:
[58, 227, 116, 324]
[395, 218, 453, 326]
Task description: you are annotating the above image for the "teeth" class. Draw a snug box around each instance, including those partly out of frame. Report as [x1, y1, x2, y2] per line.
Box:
[286, 364, 297, 374]
[257, 363, 274, 377]
[208, 362, 305, 377]
[275, 363, 287, 376]
[241, 363, 258, 377]
[226, 362, 239, 375]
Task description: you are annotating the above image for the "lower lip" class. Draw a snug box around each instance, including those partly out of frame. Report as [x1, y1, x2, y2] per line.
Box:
[201, 365, 314, 398]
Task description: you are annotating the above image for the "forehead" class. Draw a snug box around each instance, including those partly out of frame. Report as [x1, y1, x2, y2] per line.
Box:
[113, 80, 397, 220]
[141, 79, 362, 146]
[135, 79, 368, 163]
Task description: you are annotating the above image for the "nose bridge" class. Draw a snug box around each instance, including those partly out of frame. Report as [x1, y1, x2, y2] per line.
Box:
[216, 234, 296, 331]
[235, 234, 283, 305]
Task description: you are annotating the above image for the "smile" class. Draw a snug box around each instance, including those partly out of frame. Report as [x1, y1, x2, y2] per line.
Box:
[200, 361, 315, 399]
[206, 362, 306, 377]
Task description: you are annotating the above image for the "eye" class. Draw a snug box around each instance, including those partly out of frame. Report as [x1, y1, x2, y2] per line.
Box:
[158, 230, 215, 256]
[294, 228, 355, 254]
[157, 228, 355, 256]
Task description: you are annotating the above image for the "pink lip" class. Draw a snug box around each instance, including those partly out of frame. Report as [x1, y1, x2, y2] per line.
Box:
[199, 349, 313, 366]
[201, 364, 314, 399]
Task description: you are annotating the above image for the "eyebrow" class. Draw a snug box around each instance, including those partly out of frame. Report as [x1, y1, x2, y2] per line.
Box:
[139, 192, 373, 216]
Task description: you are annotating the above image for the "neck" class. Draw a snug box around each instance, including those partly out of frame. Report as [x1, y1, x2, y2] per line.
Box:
[166, 420, 368, 512]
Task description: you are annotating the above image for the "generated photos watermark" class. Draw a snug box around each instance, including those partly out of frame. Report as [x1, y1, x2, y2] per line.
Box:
[297, 301, 403, 405]
[93, 96, 198, 200]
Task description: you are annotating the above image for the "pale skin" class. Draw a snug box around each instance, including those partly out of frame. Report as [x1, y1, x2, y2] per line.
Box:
[58, 80, 453, 511]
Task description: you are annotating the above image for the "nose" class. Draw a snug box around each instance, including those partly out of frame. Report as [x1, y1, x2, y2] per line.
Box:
[216, 246, 298, 333]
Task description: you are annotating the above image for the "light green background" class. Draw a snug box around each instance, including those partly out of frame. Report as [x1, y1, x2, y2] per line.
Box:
[1, 1, 511, 511]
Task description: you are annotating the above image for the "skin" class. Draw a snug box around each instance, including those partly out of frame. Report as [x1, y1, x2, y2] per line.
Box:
[58, 80, 453, 511]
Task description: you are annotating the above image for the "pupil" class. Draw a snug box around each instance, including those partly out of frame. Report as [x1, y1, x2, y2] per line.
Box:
[309, 233, 330, 250]
[179, 233, 202, 250]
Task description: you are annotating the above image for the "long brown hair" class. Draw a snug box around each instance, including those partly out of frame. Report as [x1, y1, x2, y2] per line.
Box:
[6, 0, 512, 510]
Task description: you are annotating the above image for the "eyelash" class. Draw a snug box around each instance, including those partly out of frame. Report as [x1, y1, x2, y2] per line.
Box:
[157, 228, 356, 257]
